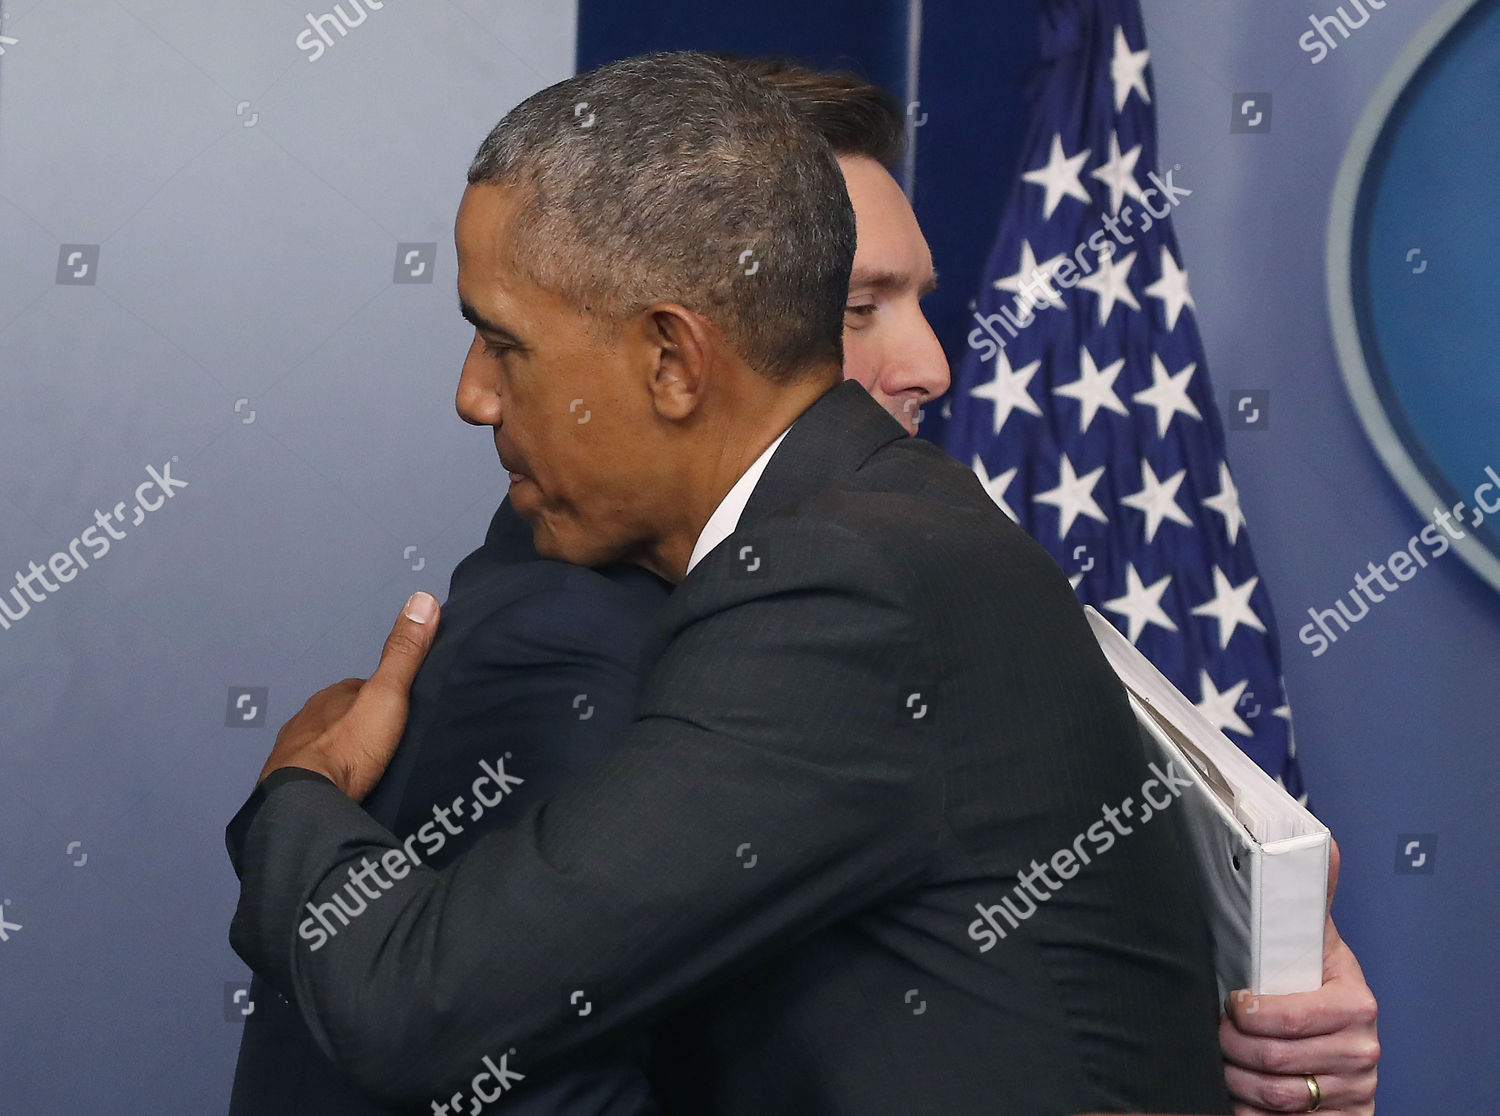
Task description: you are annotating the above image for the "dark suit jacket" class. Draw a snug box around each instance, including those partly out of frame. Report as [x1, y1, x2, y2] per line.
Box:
[227, 500, 670, 1115]
[228, 380, 1232, 1116]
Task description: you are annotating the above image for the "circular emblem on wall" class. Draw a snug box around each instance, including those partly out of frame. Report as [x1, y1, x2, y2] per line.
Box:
[1328, 0, 1500, 593]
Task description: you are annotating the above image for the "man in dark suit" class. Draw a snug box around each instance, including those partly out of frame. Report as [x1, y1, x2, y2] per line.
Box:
[754, 60, 1378, 1115]
[227, 52, 1231, 1114]
[227, 500, 668, 1114]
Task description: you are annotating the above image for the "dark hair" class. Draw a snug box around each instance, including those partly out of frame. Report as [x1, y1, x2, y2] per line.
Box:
[728, 57, 906, 167]
[467, 51, 855, 383]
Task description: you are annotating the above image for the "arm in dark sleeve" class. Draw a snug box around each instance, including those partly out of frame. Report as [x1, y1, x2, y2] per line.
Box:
[226, 518, 943, 1108]
[384, 573, 667, 842]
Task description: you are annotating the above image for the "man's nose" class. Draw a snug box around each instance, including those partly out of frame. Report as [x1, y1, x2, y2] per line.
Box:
[456, 338, 502, 427]
[885, 312, 952, 400]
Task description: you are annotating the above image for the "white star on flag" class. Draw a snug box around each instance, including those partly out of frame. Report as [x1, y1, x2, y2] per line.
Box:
[1144, 246, 1195, 331]
[1104, 564, 1178, 643]
[1196, 671, 1253, 736]
[995, 239, 1067, 315]
[970, 350, 1043, 436]
[1190, 566, 1267, 649]
[1202, 461, 1246, 545]
[1132, 354, 1201, 437]
[1077, 248, 1140, 325]
[1036, 454, 1109, 536]
[972, 456, 1018, 520]
[1054, 346, 1128, 433]
[941, 7, 1304, 793]
[1110, 26, 1151, 112]
[1022, 134, 1093, 220]
[1090, 131, 1145, 215]
[1121, 460, 1193, 542]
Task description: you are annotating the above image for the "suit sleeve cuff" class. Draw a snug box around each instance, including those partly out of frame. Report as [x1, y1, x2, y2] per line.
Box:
[225, 767, 337, 877]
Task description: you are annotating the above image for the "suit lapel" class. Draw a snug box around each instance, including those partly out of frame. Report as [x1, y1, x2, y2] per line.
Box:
[739, 379, 908, 528]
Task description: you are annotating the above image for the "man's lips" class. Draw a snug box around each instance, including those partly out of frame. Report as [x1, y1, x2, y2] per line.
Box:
[498, 452, 530, 484]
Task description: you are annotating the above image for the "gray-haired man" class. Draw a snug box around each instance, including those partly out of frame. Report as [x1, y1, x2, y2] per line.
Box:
[229, 52, 1231, 1115]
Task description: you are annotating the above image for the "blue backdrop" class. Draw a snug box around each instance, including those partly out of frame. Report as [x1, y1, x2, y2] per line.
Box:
[0, 1, 1491, 1111]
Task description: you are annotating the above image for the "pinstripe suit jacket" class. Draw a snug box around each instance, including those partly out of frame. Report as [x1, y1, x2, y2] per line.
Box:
[227, 379, 1230, 1115]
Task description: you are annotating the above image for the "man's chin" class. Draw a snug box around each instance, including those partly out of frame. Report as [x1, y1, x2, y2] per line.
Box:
[514, 505, 582, 564]
[509, 491, 642, 570]
[528, 526, 569, 561]
[525, 518, 640, 573]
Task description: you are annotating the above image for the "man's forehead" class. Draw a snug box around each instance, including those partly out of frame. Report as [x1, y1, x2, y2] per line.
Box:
[849, 262, 939, 296]
[839, 156, 935, 290]
[456, 190, 527, 303]
[457, 293, 509, 336]
[455, 181, 526, 254]
[455, 244, 526, 338]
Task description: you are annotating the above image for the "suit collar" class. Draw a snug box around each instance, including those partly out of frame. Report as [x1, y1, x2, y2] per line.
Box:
[740, 379, 908, 526]
[686, 424, 793, 574]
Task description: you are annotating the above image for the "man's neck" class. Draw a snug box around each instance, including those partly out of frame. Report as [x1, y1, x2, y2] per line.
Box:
[637, 372, 836, 583]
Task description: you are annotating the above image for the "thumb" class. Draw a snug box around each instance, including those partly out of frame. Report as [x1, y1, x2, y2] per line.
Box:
[362, 591, 440, 708]
[332, 593, 440, 802]
[1322, 836, 1345, 972]
[1326, 836, 1342, 918]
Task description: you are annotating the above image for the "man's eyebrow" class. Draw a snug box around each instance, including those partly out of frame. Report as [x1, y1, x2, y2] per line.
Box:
[849, 268, 941, 298]
[458, 297, 522, 342]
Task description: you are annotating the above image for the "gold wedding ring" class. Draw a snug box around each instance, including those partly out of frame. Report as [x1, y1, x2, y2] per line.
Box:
[1304, 1073, 1322, 1111]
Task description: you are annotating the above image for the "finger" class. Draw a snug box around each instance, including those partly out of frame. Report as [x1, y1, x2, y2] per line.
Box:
[1220, 1012, 1380, 1076]
[360, 592, 440, 711]
[1223, 971, 1374, 1039]
[1225, 1062, 1375, 1114]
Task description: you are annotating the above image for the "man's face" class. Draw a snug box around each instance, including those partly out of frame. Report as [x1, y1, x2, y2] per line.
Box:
[837, 155, 949, 435]
[453, 182, 667, 567]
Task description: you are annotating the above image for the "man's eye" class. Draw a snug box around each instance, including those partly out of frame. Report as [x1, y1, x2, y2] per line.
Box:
[483, 340, 514, 359]
[844, 303, 877, 319]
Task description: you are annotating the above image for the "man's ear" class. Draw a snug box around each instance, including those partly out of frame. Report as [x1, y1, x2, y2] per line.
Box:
[641, 303, 715, 421]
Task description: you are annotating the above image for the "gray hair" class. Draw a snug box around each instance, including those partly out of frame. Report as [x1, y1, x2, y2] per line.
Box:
[467, 51, 855, 382]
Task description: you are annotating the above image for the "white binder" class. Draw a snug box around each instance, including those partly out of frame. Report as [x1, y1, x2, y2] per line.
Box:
[1086, 607, 1329, 997]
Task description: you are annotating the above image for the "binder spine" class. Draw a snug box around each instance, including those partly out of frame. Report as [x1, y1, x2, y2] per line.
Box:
[1251, 836, 1329, 995]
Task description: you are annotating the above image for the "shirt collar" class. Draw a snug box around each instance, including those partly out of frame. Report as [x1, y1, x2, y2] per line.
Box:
[685, 424, 794, 575]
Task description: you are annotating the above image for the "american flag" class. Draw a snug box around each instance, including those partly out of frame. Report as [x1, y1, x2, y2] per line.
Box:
[941, 0, 1303, 794]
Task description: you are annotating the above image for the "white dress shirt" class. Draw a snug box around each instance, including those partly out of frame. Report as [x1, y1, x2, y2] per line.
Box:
[684, 425, 793, 575]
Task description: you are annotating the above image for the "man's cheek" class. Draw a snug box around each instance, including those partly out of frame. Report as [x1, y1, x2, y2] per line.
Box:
[841, 350, 878, 392]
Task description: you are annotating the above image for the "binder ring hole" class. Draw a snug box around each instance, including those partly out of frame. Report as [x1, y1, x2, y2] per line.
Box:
[1230, 853, 1242, 872]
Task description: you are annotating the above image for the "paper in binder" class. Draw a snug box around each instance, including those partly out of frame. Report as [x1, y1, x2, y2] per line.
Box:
[1086, 607, 1329, 997]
